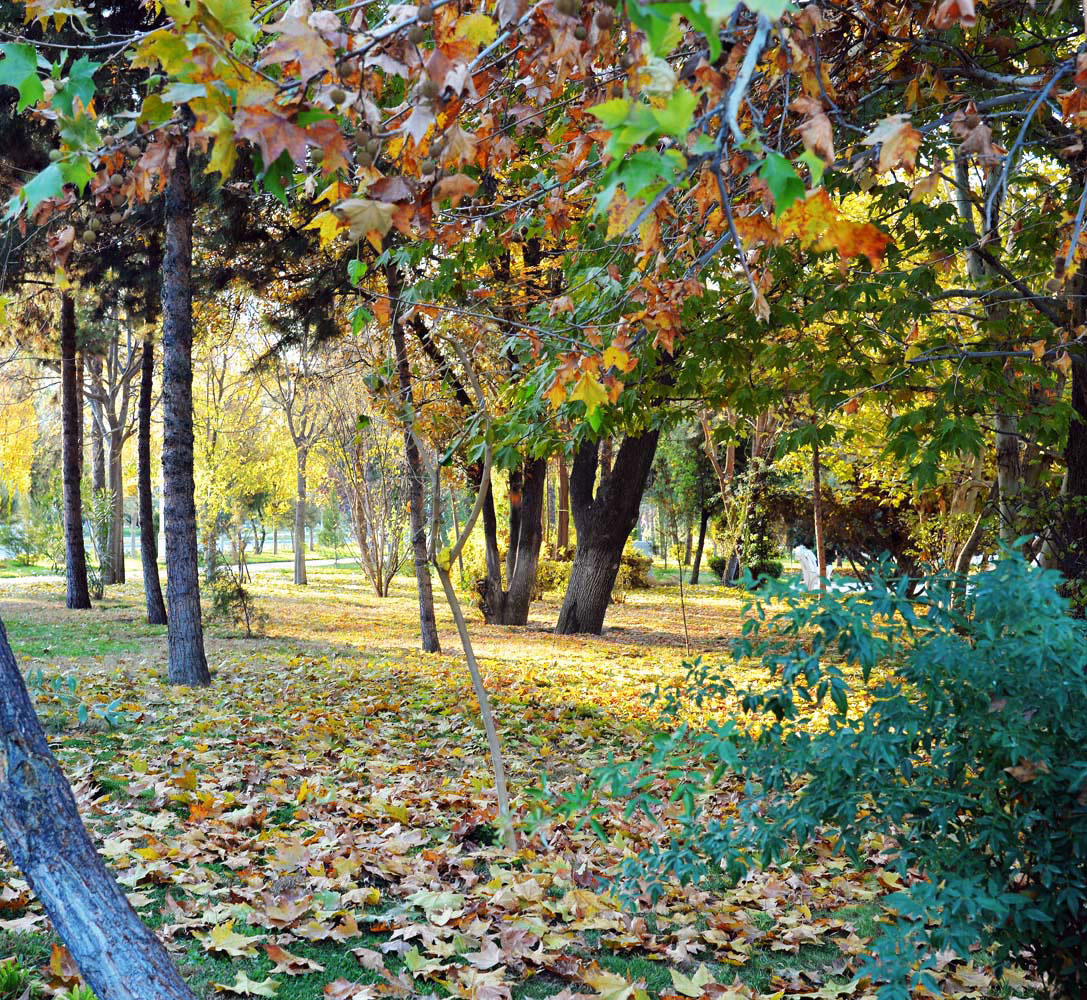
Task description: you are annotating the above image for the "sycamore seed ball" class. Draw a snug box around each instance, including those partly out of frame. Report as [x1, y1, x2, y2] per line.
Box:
[110, 173, 124, 188]
[110, 212, 124, 225]
[409, 24, 427, 43]
[574, 24, 587, 39]
[331, 87, 347, 104]
[418, 3, 433, 22]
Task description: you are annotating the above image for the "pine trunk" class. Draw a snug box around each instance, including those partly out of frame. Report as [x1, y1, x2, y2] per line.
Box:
[556, 430, 659, 635]
[60, 295, 91, 610]
[689, 506, 709, 585]
[108, 436, 126, 583]
[139, 339, 167, 625]
[161, 140, 209, 686]
[1062, 339, 1087, 589]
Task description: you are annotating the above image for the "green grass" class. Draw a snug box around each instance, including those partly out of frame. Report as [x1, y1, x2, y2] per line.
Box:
[5, 618, 165, 660]
[0, 559, 58, 578]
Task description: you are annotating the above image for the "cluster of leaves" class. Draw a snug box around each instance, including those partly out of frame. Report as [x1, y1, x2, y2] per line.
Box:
[568, 551, 1087, 996]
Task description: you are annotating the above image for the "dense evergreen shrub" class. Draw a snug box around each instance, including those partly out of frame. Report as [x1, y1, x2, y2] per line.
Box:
[562, 553, 1087, 997]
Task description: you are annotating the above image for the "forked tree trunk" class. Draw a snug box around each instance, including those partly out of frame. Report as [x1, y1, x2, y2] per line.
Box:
[139, 338, 167, 625]
[294, 450, 308, 585]
[387, 264, 440, 653]
[479, 458, 546, 625]
[556, 430, 660, 634]
[161, 139, 209, 686]
[0, 617, 196, 1000]
[60, 294, 91, 610]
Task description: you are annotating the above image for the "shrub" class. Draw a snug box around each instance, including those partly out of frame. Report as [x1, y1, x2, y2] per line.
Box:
[620, 545, 653, 589]
[209, 564, 266, 637]
[568, 553, 1087, 998]
[747, 558, 783, 581]
[532, 558, 571, 598]
[707, 555, 729, 580]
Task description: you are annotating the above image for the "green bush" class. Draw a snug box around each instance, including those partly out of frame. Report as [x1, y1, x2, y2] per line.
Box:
[747, 558, 783, 581]
[209, 564, 266, 637]
[707, 555, 729, 580]
[568, 553, 1087, 997]
[620, 545, 652, 589]
[533, 557, 571, 598]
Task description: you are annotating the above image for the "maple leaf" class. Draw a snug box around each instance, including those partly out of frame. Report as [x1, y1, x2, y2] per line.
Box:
[259, 5, 335, 83]
[305, 210, 345, 248]
[200, 919, 264, 957]
[213, 972, 281, 997]
[332, 199, 395, 248]
[779, 188, 889, 270]
[205, 113, 238, 180]
[265, 943, 325, 975]
[863, 114, 922, 174]
[790, 96, 834, 165]
[23, 0, 87, 30]
[324, 980, 377, 999]
[930, 0, 976, 29]
[432, 174, 479, 207]
[234, 106, 310, 168]
[669, 964, 716, 998]
[454, 13, 498, 47]
[570, 373, 608, 416]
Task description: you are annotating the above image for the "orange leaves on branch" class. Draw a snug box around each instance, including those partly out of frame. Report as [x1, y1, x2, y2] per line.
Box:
[862, 114, 922, 174]
[432, 173, 478, 207]
[259, 0, 336, 83]
[952, 101, 1003, 167]
[791, 96, 834, 165]
[234, 105, 310, 167]
[332, 198, 396, 249]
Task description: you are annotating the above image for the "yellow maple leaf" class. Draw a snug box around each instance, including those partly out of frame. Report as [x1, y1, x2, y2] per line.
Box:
[202, 920, 263, 957]
[602, 345, 636, 373]
[545, 377, 568, 409]
[454, 13, 498, 47]
[205, 113, 237, 180]
[570, 373, 608, 415]
[669, 964, 716, 998]
[212, 972, 280, 997]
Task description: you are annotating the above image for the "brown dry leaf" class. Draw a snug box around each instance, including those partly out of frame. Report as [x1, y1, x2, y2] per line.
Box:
[265, 943, 326, 975]
[432, 173, 479, 207]
[863, 114, 922, 174]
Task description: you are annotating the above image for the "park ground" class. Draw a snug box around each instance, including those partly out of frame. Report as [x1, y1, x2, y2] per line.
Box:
[0, 565, 1031, 1000]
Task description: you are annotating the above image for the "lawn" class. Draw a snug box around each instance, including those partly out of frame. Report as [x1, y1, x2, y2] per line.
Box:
[0, 568, 1024, 999]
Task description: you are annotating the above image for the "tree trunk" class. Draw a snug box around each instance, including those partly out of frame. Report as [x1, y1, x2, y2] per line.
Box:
[388, 264, 440, 653]
[556, 430, 660, 634]
[273, 527, 278, 555]
[76, 351, 84, 479]
[557, 455, 569, 554]
[60, 294, 91, 610]
[546, 466, 556, 558]
[294, 449, 308, 585]
[108, 433, 126, 583]
[689, 505, 709, 585]
[813, 436, 826, 591]
[0, 617, 196, 1000]
[161, 139, 209, 686]
[479, 459, 546, 625]
[88, 356, 108, 576]
[139, 338, 167, 625]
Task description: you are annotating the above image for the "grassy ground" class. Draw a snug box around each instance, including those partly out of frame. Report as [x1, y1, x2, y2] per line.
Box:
[0, 567, 1018, 1000]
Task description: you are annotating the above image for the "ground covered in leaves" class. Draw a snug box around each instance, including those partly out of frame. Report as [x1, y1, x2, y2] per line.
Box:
[0, 566, 1033, 1000]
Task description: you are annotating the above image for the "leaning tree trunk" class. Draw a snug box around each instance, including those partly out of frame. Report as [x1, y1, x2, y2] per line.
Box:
[556, 430, 660, 635]
[556, 456, 570, 554]
[0, 617, 196, 999]
[139, 339, 167, 625]
[388, 264, 440, 652]
[689, 505, 710, 585]
[294, 449, 308, 586]
[60, 294, 91, 610]
[161, 139, 210, 686]
[479, 458, 546, 625]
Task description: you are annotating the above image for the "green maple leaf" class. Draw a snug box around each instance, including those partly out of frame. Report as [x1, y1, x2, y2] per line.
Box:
[0, 44, 45, 111]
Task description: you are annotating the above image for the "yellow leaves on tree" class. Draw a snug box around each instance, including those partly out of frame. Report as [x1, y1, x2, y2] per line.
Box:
[0, 381, 37, 512]
[736, 189, 889, 271]
[332, 198, 395, 250]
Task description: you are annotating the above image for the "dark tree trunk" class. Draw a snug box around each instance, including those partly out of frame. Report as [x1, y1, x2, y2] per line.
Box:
[294, 450, 308, 585]
[88, 355, 108, 574]
[556, 430, 660, 634]
[76, 351, 84, 479]
[813, 436, 826, 591]
[1062, 349, 1087, 588]
[0, 617, 196, 1000]
[388, 265, 440, 653]
[690, 505, 710, 585]
[546, 465, 556, 558]
[479, 459, 546, 625]
[161, 140, 209, 686]
[60, 295, 91, 610]
[139, 339, 167, 625]
[557, 456, 570, 554]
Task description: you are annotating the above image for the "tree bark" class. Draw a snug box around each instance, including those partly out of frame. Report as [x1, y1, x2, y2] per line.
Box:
[556, 430, 660, 634]
[108, 431, 126, 583]
[294, 449, 308, 585]
[0, 616, 196, 1000]
[479, 459, 546, 625]
[88, 355, 108, 573]
[161, 139, 209, 686]
[388, 264, 440, 652]
[689, 505, 709, 585]
[556, 455, 570, 554]
[60, 294, 91, 610]
[139, 338, 167, 625]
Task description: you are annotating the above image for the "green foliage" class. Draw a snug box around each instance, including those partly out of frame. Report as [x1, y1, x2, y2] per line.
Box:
[0, 957, 34, 999]
[572, 552, 1087, 997]
[26, 669, 131, 731]
[746, 558, 783, 581]
[707, 555, 729, 580]
[619, 545, 653, 590]
[209, 564, 267, 637]
[532, 557, 572, 599]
